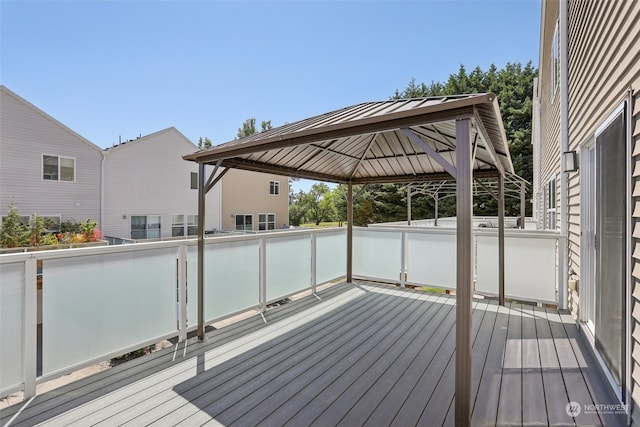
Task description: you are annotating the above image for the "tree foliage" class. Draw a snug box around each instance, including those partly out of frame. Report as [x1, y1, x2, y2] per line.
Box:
[197, 137, 212, 149]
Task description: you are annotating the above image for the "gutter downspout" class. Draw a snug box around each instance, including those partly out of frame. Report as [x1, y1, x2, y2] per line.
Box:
[558, 0, 568, 310]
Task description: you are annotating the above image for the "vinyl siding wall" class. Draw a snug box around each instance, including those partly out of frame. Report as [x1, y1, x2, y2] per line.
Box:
[565, 2, 640, 423]
[0, 87, 102, 225]
[537, 0, 640, 422]
[537, 0, 561, 232]
[221, 170, 289, 232]
[102, 128, 220, 239]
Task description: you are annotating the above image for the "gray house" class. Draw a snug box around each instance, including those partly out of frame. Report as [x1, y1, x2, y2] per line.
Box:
[0, 86, 103, 230]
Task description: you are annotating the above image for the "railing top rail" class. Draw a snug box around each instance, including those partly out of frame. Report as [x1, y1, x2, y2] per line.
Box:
[0, 227, 348, 264]
[355, 225, 458, 236]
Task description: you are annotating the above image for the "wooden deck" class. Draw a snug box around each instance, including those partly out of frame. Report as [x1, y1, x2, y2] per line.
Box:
[1, 282, 627, 426]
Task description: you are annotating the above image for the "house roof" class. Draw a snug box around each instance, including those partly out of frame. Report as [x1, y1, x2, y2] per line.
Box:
[183, 93, 513, 184]
[104, 127, 196, 152]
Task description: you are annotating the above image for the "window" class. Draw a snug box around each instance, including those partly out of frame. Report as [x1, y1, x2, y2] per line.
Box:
[270, 180, 280, 195]
[43, 155, 75, 182]
[258, 213, 276, 231]
[190, 172, 198, 190]
[172, 215, 185, 237]
[546, 177, 556, 230]
[187, 215, 198, 236]
[551, 20, 560, 98]
[131, 215, 161, 239]
[235, 214, 253, 231]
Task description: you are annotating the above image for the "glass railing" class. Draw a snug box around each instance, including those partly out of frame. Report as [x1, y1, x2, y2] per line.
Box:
[0, 225, 559, 400]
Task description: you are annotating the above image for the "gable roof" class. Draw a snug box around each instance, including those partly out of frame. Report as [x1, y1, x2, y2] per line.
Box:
[0, 85, 103, 154]
[184, 93, 513, 184]
[104, 126, 196, 153]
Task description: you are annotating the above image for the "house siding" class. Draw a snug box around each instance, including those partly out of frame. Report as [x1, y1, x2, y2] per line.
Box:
[102, 128, 220, 239]
[538, 0, 640, 423]
[0, 86, 102, 226]
[221, 170, 289, 232]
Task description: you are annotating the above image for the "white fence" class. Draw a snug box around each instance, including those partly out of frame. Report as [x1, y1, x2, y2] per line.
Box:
[0, 225, 558, 400]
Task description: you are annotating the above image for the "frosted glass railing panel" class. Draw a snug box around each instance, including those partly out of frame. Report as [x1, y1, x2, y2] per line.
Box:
[187, 240, 259, 324]
[316, 230, 346, 284]
[353, 229, 402, 282]
[476, 232, 558, 303]
[266, 234, 311, 301]
[406, 231, 457, 288]
[43, 249, 177, 375]
[0, 263, 24, 391]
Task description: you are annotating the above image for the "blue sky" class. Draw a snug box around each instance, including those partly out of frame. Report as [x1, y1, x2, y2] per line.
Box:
[1, 0, 541, 191]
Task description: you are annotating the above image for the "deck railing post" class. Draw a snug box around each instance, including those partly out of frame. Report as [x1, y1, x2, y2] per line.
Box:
[259, 237, 267, 312]
[24, 257, 37, 399]
[400, 231, 406, 288]
[311, 231, 317, 295]
[177, 244, 188, 342]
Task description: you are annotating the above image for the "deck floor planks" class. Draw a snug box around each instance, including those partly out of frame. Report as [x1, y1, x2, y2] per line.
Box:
[1, 281, 628, 427]
[534, 304, 574, 425]
[519, 303, 549, 425]
[359, 294, 458, 427]
[329, 293, 460, 427]
[123, 286, 410, 426]
[81, 286, 385, 426]
[470, 302, 510, 426]
[496, 301, 523, 426]
[415, 299, 489, 426]
[157, 285, 428, 426]
[558, 310, 628, 427]
[546, 308, 603, 426]
[214, 288, 439, 426]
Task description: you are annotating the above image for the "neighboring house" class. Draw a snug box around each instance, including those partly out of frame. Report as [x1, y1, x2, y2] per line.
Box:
[102, 127, 221, 240]
[220, 169, 289, 232]
[0, 85, 103, 230]
[533, 0, 640, 422]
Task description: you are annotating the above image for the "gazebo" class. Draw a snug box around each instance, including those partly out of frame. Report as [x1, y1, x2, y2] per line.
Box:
[183, 93, 513, 426]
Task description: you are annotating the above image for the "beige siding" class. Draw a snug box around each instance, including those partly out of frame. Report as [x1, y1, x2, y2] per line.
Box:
[102, 128, 220, 239]
[221, 170, 289, 231]
[0, 86, 102, 226]
[538, 0, 640, 421]
[632, 82, 640, 427]
[537, 0, 561, 231]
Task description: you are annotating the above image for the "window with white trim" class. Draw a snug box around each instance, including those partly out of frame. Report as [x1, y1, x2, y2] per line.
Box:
[258, 213, 276, 231]
[235, 214, 253, 231]
[270, 180, 280, 195]
[187, 215, 198, 236]
[42, 215, 61, 233]
[43, 155, 75, 182]
[131, 215, 161, 239]
[546, 177, 557, 230]
[190, 172, 198, 190]
[172, 215, 185, 237]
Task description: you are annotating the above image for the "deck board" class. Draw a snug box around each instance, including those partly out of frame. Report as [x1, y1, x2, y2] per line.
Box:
[2, 281, 627, 427]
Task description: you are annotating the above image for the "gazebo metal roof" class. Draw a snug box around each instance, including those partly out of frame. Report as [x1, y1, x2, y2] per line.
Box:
[184, 93, 513, 427]
[183, 93, 513, 183]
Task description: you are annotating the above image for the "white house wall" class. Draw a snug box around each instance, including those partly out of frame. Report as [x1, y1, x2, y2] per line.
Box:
[0, 86, 103, 225]
[102, 128, 220, 239]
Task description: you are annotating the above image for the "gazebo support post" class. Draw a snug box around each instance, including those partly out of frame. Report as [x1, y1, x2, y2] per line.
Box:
[407, 183, 411, 226]
[197, 162, 206, 341]
[455, 118, 473, 427]
[347, 181, 353, 283]
[498, 174, 506, 306]
[520, 181, 526, 229]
